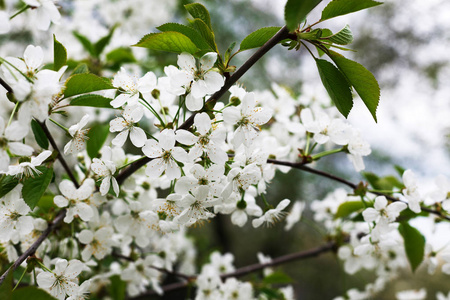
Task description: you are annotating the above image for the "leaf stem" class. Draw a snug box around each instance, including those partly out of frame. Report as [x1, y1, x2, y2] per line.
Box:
[311, 147, 344, 160]
[9, 5, 30, 20]
[49, 118, 69, 133]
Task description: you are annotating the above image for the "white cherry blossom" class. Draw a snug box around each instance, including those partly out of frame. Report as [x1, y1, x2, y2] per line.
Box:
[91, 146, 119, 196]
[36, 259, 84, 300]
[64, 114, 90, 155]
[111, 68, 156, 108]
[78, 227, 114, 261]
[0, 188, 34, 241]
[169, 52, 224, 111]
[402, 169, 422, 213]
[223, 91, 272, 147]
[252, 199, 291, 228]
[110, 105, 146, 147]
[23, 0, 61, 30]
[0, 118, 34, 172]
[175, 112, 228, 164]
[54, 179, 96, 223]
[141, 129, 189, 180]
[6, 150, 52, 178]
[362, 196, 407, 223]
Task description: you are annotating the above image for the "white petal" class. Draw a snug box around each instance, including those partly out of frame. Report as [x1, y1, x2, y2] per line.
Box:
[37, 272, 56, 288]
[100, 177, 111, 195]
[78, 230, 94, 244]
[76, 203, 94, 221]
[177, 52, 196, 73]
[54, 195, 69, 208]
[142, 139, 163, 158]
[186, 93, 204, 111]
[176, 130, 197, 145]
[112, 130, 129, 147]
[129, 127, 147, 148]
[200, 52, 218, 70]
[145, 159, 165, 178]
[159, 129, 176, 150]
[194, 113, 212, 135]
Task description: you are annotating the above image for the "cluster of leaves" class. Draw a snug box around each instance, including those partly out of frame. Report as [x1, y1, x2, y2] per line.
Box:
[131, 0, 382, 122]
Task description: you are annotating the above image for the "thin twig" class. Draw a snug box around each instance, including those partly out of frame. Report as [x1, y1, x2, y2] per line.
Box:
[116, 26, 290, 185]
[267, 159, 450, 221]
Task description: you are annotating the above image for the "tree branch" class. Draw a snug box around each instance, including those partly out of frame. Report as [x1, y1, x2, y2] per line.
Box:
[38, 120, 79, 188]
[0, 77, 13, 94]
[116, 26, 290, 185]
[0, 210, 66, 285]
[267, 159, 450, 221]
[131, 241, 336, 298]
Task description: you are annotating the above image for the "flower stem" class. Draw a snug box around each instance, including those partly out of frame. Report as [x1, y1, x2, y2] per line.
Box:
[7, 101, 19, 126]
[49, 118, 69, 133]
[311, 147, 344, 160]
[9, 5, 30, 20]
[0, 57, 34, 83]
[12, 267, 27, 291]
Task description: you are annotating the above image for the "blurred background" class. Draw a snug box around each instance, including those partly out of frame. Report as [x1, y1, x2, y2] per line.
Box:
[1, 0, 449, 299]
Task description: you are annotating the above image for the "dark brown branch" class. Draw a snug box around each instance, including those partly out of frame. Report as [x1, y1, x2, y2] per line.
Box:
[131, 241, 336, 298]
[0, 77, 13, 94]
[116, 26, 290, 185]
[267, 159, 450, 221]
[0, 210, 66, 285]
[38, 120, 79, 188]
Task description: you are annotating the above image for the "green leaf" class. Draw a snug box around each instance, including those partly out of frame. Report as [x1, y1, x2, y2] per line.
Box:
[106, 48, 136, 64]
[133, 32, 199, 55]
[316, 59, 353, 117]
[157, 23, 210, 50]
[12, 286, 57, 300]
[73, 31, 95, 56]
[22, 166, 54, 210]
[53, 35, 67, 71]
[363, 172, 402, 191]
[225, 41, 236, 63]
[72, 63, 89, 75]
[0, 175, 19, 198]
[398, 222, 426, 272]
[189, 18, 217, 52]
[239, 27, 282, 51]
[322, 25, 353, 45]
[284, 0, 322, 30]
[86, 123, 109, 159]
[0, 267, 13, 300]
[335, 201, 365, 219]
[63, 74, 114, 99]
[329, 51, 380, 122]
[31, 119, 49, 149]
[184, 3, 212, 30]
[321, 0, 382, 21]
[108, 275, 127, 300]
[36, 195, 57, 213]
[70, 94, 114, 109]
[95, 24, 118, 57]
[394, 165, 406, 177]
[262, 271, 293, 285]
